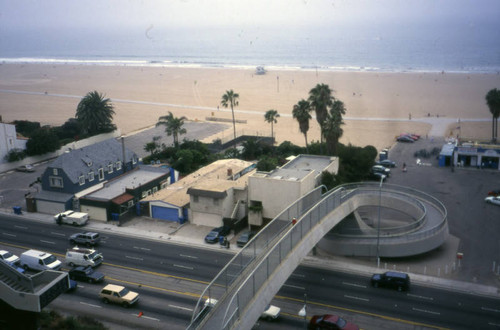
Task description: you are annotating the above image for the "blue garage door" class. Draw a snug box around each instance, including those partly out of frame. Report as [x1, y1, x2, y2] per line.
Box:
[151, 206, 180, 222]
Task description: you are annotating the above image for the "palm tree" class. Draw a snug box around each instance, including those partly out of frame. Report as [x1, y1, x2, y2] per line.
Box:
[292, 99, 312, 153]
[264, 109, 280, 145]
[221, 90, 239, 147]
[485, 88, 500, 143]
[308, 84, 334, 153]
[76, 91, 116, 135]
[156, 112, 187, 148]
[322, 100, 346, 155]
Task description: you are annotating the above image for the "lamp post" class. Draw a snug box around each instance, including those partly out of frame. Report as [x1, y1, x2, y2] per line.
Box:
[376, 175, 384, 268]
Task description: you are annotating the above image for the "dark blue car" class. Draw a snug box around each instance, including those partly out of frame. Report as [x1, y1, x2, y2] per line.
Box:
[204, 226, 231, 244]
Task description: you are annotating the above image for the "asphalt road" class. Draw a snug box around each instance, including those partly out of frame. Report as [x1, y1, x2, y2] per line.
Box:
[2, 215, 500, 330]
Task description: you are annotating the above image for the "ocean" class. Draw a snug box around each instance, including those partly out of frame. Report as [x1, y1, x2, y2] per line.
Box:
[1, 21, 499, 73]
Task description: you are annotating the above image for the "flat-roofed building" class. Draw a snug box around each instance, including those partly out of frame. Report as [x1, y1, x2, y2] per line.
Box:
[248, 154, 339, 226]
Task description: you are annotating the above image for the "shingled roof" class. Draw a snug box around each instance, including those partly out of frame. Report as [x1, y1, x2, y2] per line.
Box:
[48, 138, 137, 185]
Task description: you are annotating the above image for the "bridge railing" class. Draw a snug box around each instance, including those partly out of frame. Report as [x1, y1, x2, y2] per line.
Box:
[188, 185, 326, 328]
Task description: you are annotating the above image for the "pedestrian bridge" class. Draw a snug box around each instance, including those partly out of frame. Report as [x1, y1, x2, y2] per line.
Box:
[187, 182, 448, 329]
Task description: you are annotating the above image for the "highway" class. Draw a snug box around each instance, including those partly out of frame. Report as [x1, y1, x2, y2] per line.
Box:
[1, 214, 500, 329]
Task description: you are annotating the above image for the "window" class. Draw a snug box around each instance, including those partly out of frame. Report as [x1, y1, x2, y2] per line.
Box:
[88, 171, 94, 182]
[127, 200, 134, 208]
[79, 175, 85, 185]
[213, 198, 219, 206]
[152, 187, 158, 193]
[141, 191, 147, 198]
[193, 195, 199, 203]
[53, 168, 58, 175]
[116, 161, 122, 170]
[107, 164, 113, 174]
[49, 176, 63, 188]
[132, 157, 137, 165]
[98, 168, 104, 181]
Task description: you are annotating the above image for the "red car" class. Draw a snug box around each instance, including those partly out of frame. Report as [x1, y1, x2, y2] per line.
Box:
[308, 314, 359, 330]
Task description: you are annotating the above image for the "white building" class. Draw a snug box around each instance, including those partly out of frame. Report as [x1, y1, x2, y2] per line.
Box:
[0, 122, 27, 163]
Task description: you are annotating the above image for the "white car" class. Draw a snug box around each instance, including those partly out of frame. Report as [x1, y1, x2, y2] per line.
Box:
[204, 299, 280, 320]
[0, 250, 20, 265]
[485, 196, 500, 206]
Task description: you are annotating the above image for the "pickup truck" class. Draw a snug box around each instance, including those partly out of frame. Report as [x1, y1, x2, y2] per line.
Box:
[54, 210, 89, 226]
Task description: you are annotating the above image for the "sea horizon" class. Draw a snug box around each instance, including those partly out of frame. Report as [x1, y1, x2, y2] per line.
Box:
[1, 23, 499, 74]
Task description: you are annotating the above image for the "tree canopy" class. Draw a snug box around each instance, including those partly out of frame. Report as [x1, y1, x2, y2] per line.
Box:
[485, 88, 500, 143]
[156, 112, 187, 148]
[76, 91, 116, 135]
[221, 90, 240, 146]
[264, 109, 280, 144]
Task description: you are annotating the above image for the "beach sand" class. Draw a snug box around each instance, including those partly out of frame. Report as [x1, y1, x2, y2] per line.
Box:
[0, 63, 498, 150]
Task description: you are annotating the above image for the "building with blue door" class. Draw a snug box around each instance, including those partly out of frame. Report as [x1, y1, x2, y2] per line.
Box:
[453, 142, 500, 170]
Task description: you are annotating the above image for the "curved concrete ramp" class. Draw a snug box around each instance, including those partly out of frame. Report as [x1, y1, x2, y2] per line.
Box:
[189, 183, 448, 330]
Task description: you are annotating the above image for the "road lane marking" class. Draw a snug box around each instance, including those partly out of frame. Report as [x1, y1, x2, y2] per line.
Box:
[51, 232, 66, 236]
[169, 304, 193, 312]
[344, 295, 369, 302]
[134, 314, 160, 321]
[412, 307, 440, 315]
[291, 273, 305, 278]
[40, 240, 55, 244]
[174, 264, 193, 270]
[14, 225, 27, 229]
[80, 302, 101, 308]
[133, 246, 151, 251]
[180, 254, 198, 259]
[342, 281, 367, 288]
[126, 256, 143, 261]
[482, 307, 500, 313]
[283, 284, 305, 290]
[407, 293, 434, 300]
[2, 233, 16, 237]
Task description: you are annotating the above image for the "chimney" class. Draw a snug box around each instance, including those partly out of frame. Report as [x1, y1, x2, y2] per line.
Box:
[227, 168, 233, 177]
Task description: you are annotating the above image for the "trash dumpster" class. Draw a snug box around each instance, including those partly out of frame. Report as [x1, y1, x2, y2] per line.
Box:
[13, 206, 22, 215]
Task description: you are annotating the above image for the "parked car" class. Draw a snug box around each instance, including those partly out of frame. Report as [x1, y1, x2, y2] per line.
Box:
[396, 135, 414, 143]
[204, 226, 231, 244]
[261, 304, 281, 321]
[371, 165, 391, 177]
[371, 271, 410, 291]
[99, 284, 139, 307]
[308, 314, 359, 330]
[485, 196, 500, 206]
[487, 189, 500, 197]
[236, 231, 256, 247]
[368, 172, 387, 181]
[375, 159, 396, 168]
[69, 232, 101, 246]
[69, 265, 105, 283]
[16, 164, 35, 172]
[0, 250, 20, 265]
[54, 210, 89, 226]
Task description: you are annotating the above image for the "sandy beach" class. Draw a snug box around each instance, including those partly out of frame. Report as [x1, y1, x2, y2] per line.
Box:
[0, 63, 498, 150]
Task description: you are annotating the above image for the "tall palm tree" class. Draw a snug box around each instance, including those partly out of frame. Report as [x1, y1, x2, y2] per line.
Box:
[264, 109, 280, 144]
[76, 91, 116, 135]
[292, 99, 312, 153]
[156, 111, 187, 148]
[221, 90, 239, 147]
[308, 84, 334, 152]
[322, 100, 346, 155]
[485, 88, 500, 143]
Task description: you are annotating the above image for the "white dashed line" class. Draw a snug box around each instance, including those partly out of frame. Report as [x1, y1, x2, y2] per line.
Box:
[80, 302, 101, 308]
[173, 264, 193, 270]
[125, 256, 143, 261]
[40, 240, 55, 244]
[2, 233, 16, 237]
[412, 307, 440, 315]
[342, 281, 367, 288]
[344, 295, 369, 302]
[169, 304, 193, 312]
[180, 254, 198, 259]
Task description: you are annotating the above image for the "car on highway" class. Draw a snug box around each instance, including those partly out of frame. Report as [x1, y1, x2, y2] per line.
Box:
[99, 284, 139, 307]
[69, 265, 105, 283]
[16, 164, 35, 172]
[236, 230, 256, 247]
[204, 226, 231, 244]
[261, 304, 281, 321]
[371, 165, 391, 177]
[485, 196, 500, 206]
[371, 271, 410, 291]
[69, 232, 101, 246]
[308, 314, 359, 329]
[375, 159, 397, 168]
[0, 250, 20, 265]
[396, 135, 414, 143]
[487, 189, 500, 197]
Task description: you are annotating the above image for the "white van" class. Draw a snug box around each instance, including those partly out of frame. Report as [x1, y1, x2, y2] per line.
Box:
[65, 247, 103, 267]
[20, 249, 62, 271]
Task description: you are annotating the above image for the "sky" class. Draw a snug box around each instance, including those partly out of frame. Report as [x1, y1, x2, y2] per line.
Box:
[1, 0, 499, 31]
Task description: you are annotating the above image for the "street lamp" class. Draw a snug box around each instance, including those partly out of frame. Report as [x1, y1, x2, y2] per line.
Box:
[376, 175, 384, 268]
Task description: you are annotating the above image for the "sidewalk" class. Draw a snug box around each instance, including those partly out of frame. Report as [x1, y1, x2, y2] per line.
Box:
[2, 208, 499, 299]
